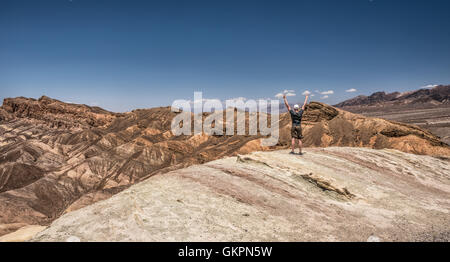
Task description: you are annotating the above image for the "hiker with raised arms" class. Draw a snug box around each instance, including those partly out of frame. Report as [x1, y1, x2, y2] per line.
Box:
[283, 93, 308, 155]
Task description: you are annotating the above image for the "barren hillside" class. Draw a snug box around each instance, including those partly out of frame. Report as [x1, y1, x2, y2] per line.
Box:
[29, 147, 450, 242]
[1, 96, 449, 238]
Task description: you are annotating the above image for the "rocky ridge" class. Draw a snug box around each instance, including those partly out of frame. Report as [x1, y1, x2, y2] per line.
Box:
[31, 148, 450, 242]
[0, 96, 449, 238]
[334, 85, 450, 108]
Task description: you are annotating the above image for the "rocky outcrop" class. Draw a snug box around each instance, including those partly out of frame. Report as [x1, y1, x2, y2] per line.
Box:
[334, 92, 402, 107]
[334, 85, 450, 108]
[1, 96, 449, 238]
[31, 148, 450, 242]
[1, 96, 120, 128]
[278, 102, 450, 155]
[333, 86, 450, 146]
[0, 225, 46, 242]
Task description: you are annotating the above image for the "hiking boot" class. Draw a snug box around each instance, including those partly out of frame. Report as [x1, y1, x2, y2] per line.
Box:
[289, 151, 296, 155]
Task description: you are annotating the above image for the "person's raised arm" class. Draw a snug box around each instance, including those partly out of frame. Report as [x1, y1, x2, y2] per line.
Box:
[302, 95, 309, 111]
[283, 94, 291, 111]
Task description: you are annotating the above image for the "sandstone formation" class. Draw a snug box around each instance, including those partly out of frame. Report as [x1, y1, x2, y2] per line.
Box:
[277, 102, 450, 156]
[334, 85, 450, 108]
[32, 148, 450, 242]
[333, 85, 450, 146]
[0, 225, 46, 242]
[1, 96, 449, 238]
[0, 96, 120, 128]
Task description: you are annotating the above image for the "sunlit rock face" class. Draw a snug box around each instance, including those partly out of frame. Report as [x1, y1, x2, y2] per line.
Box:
[32, 148, 450, 242]
[0, 96, 449, 238]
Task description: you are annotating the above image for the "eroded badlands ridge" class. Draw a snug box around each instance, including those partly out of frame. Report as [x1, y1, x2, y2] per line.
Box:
[0, 96, 449, 237]
[32, 148, 450, 242]
[334, 85, 450, 108]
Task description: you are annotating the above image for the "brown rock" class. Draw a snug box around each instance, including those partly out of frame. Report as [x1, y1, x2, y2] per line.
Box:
[0, 96, 449, 237]
[31, 148, 450, 242]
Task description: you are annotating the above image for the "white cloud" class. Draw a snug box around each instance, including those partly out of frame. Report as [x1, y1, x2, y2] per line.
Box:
[320, 90, 334, 95]
[228, 97, 247, 102]
[346, 88, 357, 93]
[422, 84, 438, 89]
[275, 91, 296, 99]
[302, 90, 311, 95]
[321, 95, 329, 99]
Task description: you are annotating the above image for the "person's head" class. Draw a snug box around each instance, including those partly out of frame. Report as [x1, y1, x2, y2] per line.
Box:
[293, 104, 300, 111]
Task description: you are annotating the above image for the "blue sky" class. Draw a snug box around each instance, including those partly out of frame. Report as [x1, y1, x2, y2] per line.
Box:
[1, 0, 449, 112]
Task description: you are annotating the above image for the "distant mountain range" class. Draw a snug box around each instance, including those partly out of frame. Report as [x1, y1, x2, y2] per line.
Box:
[334, 85, 450, 108]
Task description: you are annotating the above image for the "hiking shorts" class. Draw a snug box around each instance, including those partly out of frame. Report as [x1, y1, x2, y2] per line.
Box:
[291, 125, 303, 139]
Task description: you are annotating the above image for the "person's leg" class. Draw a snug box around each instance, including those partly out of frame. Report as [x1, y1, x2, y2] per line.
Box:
[298, 139, 303, 154]
[290, 126, 296, 153]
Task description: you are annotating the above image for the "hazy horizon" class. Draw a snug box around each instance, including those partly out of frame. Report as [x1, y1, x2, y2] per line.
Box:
[1, 83, 449, 113]
[2, 0, 450, 112]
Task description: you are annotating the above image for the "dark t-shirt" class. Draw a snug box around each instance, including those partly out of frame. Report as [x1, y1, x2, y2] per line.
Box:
[289, 109, 304, 126]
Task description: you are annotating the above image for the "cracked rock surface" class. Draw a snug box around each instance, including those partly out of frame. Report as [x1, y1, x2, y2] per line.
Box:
[32, 148, 450, 242]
